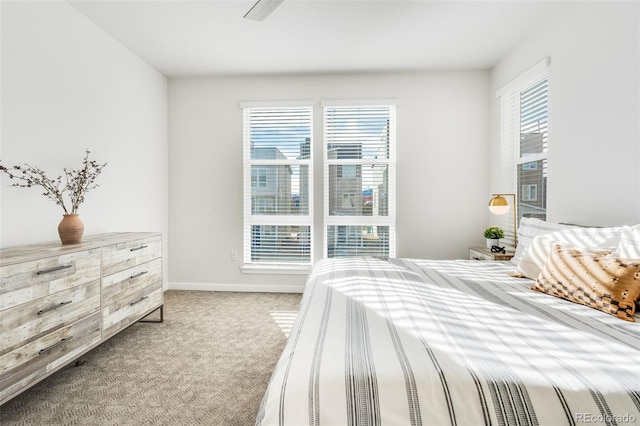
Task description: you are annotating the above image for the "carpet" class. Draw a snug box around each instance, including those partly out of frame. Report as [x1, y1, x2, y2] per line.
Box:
[0, 290, 302, 426]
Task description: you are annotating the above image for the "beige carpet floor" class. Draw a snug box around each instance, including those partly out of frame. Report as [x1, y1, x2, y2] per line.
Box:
[0, 290, 302, 426]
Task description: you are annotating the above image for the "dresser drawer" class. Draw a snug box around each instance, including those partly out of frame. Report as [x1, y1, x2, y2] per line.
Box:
[102, 235, 161, 276]
[0, 280, 101, 355]
[0, 312, 101, 403]
[102, 282, 163, 339]
[102, 258, 162, 307]
[0, 249, 101, 312]
[469, 247, 514, 261]
[469, 249, 494, 261]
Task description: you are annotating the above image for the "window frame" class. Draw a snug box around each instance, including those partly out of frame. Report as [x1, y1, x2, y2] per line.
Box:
[321, 101, 397, 259]
[497, 59, 549, 247]
[240, 102, 314, 274]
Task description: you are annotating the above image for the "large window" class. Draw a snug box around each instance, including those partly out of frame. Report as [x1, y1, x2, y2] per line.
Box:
[517, 78, 548, 222]
[498, 60, 549, 246]
[322, 103, 396, 258]
[241, 104, 313, 270]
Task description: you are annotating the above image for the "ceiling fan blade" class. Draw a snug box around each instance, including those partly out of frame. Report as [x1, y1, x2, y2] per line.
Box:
[244, 0, 285, 22]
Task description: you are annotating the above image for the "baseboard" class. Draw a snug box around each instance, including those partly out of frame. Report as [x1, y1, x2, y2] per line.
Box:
[168, 282, 305, 293]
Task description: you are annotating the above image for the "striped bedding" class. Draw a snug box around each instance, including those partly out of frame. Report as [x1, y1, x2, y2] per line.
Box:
[256, 257, 640, 426]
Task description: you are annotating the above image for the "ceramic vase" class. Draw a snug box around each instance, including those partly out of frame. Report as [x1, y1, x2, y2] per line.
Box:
[486, 238, 499, 248]
[58, 214, 84, 245]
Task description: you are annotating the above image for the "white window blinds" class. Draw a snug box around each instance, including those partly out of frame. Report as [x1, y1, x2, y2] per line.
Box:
[322, 103, 396, 258]
[518, 78, 548, 221]
[498, 59, 549, 247]
[242, 105, 313, 268]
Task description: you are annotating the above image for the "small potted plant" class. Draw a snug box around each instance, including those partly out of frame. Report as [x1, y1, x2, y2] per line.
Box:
[483, 226, 505, 248]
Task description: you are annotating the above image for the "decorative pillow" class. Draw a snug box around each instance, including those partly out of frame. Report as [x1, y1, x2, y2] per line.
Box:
[516, 226, 623, 279]
[532, 242, 640, 322]
[511, 218, 578, 266]
[616, 224, 640, 259]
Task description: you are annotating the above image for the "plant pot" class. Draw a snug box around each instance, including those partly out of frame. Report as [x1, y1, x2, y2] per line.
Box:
[486, 238, 499, 248]
[58, 214, 84, 245]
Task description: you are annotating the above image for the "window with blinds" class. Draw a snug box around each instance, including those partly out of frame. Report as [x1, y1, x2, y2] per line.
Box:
[242, 105, 313, 269]
[517, 78, 548, 223]
[322, 103, 396, 258]
[498, 59, 549, 247]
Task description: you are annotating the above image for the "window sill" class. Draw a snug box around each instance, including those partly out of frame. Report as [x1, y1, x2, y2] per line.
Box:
[241, 264, 312, 275]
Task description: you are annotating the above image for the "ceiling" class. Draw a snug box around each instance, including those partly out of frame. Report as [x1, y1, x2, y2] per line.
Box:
[68, 0, 567, 77]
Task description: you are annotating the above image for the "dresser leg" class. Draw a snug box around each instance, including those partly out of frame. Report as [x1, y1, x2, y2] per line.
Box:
[138, 305, 164, 323]
[74, 358, 87, 367]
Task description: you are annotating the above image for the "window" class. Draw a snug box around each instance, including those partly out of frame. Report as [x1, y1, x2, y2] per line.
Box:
[322, 103, 396, 258]
[241, 104, 313, 271]
[517, 77, 548, 221]
[251, 167, 267, 188]
[498, 60, 549, 246]
[521, 184, 538, 201]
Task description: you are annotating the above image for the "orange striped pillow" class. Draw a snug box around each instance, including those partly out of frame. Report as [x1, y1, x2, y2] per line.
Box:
[532, 242, 640, 322]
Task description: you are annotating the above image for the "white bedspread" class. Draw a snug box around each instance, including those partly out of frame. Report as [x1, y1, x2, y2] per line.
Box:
[256, 257, 640, 426]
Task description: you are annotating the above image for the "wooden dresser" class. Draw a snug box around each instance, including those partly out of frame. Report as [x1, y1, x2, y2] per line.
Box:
[0, 232, 163, 405]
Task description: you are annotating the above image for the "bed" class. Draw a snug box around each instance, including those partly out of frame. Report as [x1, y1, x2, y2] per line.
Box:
[256, 248, 640, 425]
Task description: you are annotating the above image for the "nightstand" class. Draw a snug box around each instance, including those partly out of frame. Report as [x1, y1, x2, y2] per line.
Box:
[469, 246, 515, 261]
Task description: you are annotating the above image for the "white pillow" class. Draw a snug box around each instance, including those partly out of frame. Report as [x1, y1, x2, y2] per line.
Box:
[511, 218, 578, 266]
[516, 226, 623, 279]
[617, 224, 640, 259]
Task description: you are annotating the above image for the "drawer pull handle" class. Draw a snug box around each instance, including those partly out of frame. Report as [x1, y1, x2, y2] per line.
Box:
[37, 265, 72, 275]
[130, 245, 148, 252]
[38, 337, 72, 355]
[131, 296, 149, 306]
[37, 300, 72, 315]
[130, 271, 148, 280]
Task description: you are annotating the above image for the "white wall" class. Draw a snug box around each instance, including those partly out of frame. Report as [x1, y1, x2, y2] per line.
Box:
[169, 72, 490, 291]
[0, 2, 169, 282]
[490, 1, 640, 227]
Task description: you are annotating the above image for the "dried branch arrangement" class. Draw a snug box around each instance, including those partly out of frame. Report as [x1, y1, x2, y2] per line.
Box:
[0, 150, 107, 214]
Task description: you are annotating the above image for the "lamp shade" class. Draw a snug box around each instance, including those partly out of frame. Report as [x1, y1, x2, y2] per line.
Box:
[488, 195, 510, 215]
